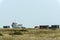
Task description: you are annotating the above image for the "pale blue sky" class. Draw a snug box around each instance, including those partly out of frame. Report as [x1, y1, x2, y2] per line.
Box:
[0, 0, 60, 28]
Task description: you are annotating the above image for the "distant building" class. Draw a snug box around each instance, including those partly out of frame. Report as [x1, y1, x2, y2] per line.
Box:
[34, 25, 59, 29]
[35, 26, 39, 28]
[3, 26, 10, 28]
[49, 25, 59, 29]
[34, 25, 49, 29]
[11, 22, 23, 28]
[39, 25, 49, 29]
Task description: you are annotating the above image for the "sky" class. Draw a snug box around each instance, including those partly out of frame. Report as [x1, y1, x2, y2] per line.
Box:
[0, 0, 60, 28]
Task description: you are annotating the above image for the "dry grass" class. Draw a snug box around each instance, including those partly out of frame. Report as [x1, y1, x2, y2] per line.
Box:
[0, 28, 60, 40]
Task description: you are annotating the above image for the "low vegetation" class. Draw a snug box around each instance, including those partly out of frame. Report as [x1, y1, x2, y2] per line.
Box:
[0, 33, 3, 36]
[0, 28, 60, 40]
[9, 31, 22, 35]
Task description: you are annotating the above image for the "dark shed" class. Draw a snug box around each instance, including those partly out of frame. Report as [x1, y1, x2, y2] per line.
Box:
[39, 25, 49, 29]
[3, 26, 10, 28]
[50, 25, 59, 29]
